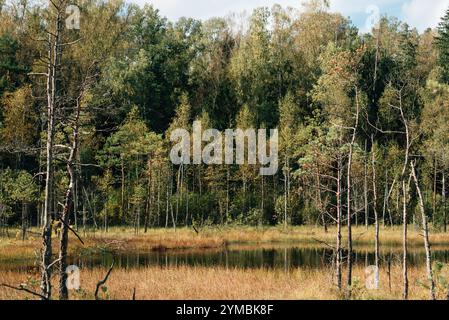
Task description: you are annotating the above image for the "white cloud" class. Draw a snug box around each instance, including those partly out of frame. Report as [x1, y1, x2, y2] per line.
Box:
[401, 0, 449, 31]
[137, 0, 300, 21]
[131, 0, 449, 32]
[330, 0, 402, 14]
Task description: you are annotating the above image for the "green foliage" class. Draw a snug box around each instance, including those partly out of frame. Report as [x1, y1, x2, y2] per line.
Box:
[437, 9, 449, 83]
[0, 1, 448, 231]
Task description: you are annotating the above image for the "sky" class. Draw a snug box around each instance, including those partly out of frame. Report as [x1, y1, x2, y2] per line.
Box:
[130, 0, 449, 33]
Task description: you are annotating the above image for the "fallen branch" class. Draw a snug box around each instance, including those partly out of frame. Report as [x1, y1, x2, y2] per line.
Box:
[55, 213, 85, 245]
[1, 283, 48, 300]
[47, 258, 62, 271]
[95, 260, 115, 300]
[312, 238, 336, 250]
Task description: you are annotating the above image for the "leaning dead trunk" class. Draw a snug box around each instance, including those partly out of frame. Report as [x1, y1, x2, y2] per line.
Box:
[411, 161, 436, 300]
[59, 92, 82, 300]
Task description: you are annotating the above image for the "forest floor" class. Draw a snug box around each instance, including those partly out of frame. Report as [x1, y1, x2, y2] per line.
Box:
[1, 226, 449, 300]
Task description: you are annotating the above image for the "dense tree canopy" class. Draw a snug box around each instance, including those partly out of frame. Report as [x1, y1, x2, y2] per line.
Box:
[0, 0, 447, 239]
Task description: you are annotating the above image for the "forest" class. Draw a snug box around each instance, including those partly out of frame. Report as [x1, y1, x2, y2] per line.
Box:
[1, 0, 449, 301]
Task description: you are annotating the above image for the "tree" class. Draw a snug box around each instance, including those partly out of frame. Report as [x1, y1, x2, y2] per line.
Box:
[313, 43, 365, 294]
[279, 92, 299, 230]
[421, 71, 449, 232]
[0, 86, 38, 154]
[436, 8, 449, 83]
[7, 171, 38, 241]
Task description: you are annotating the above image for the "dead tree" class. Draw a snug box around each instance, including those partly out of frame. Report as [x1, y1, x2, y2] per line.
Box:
[58, 91, 83, 300]
[371, 137, 380, 273]
[336, 153, 343, 291]
[28, 0, 67, 299]
[346, 87, 360, 297]
[399, 91, 412, 300]
[410, 161, 436, 300]
[95, 261, 115, 300]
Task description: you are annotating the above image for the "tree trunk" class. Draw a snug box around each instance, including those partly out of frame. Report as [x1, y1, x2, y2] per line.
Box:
[371, 140, 380, 277]
[433, 156, 438, 227]
[121, 159, 125, 226]
[21, 202, 27, 241]
[58, 89, 83, 300]
[402, 178, 409, 300]
[284, 161, 288, 231]
[400, 96, 411, 300]
[411, 161, 436, 300]
[346, 88, 360, 297]
[336, 155, 342, 291]
[41, 3, 64, 299]
[364, 140, 369, 229]
[443, 168, 446, 233]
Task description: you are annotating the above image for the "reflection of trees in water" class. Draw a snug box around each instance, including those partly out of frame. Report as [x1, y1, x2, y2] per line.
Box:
[70, 247, 449, 270]
[5, 247, 449, 272]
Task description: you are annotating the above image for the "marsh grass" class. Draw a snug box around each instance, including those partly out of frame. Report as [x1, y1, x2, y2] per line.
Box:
[0, 264, 445, 300]
[1, 225, 449, 300]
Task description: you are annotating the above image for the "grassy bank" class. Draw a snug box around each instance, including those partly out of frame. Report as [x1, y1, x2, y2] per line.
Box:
[1, 264, 447, 300]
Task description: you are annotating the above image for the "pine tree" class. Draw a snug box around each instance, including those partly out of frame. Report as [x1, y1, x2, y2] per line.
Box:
[437, 8, 449, 83]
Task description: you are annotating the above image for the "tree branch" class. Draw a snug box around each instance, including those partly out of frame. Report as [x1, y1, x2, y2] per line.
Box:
[95, 260, 115, 300]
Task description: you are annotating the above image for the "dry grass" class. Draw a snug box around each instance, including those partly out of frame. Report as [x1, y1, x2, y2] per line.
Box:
[1, 226, 449, 300]
[1, 264, 446, 300]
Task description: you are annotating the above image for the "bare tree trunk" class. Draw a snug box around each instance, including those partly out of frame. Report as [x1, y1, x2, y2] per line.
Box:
[443, 168, 446, 233]
[59, 90, 83, 300]
[346, 89, 360, 297]
[402, 178, 409, 300]
[411, 161, 436, 300]
[165, 168, 169, 229]
[433, 156, 438, 227]
[336, 154, 342, 291]
[40, 3, 64, 299]
[284, 160, 288, 231]
[226, 167, 230, 224]
[144, 163, 152, 233]
[21, 202, 27, 241]
[316, 168, 327, 233]
[364, 140, 369, 229]
[121, 159, 125, 226]
[382, 170, 388, 228]
[261, 175, 264, 219]
[371, 139, 380, 274]
[170, 165, 176, 230]
[399, 95, 411, 300]
[157, 170, 161, 227]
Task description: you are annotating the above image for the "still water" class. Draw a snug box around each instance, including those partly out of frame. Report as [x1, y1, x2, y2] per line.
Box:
[4, 245, 449, 272]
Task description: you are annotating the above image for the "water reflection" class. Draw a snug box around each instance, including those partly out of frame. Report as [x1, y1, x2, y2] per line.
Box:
[3, 246, 449, 272]
[68, 246, 449, 271]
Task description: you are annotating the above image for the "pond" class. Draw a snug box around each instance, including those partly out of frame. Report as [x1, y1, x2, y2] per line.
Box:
[3, 244, 449, 272]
